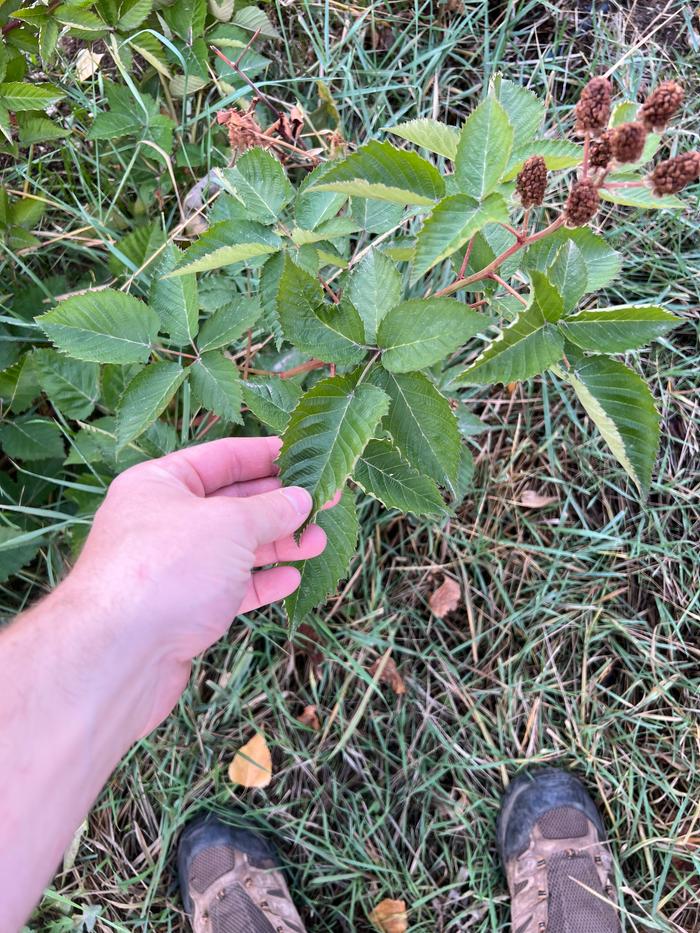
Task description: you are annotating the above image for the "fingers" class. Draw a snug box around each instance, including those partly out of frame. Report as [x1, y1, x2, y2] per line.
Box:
[253, 523, 326, 567]
[322, 489, 342, 510]
[229, 485, 313, 547]
[238, 566, 302, 613]
[156, 437, 282, 496]
[214, 476, 281, 499]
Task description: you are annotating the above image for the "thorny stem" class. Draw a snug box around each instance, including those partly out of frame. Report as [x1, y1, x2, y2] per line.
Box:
[490, 273, 528, 305]
[434, 214, 566, 298]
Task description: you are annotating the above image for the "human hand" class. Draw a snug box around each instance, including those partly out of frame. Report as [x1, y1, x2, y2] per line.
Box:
[64, 436, 326, 733]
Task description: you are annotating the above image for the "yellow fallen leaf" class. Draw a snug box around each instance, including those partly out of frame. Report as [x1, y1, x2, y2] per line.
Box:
[369, 897, 408, 932]
[228, 732, 272, 788]
[75, 48, 103, 81]
[518, 489, 558, 509]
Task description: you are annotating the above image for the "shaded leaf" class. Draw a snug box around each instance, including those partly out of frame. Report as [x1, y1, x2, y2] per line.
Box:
[497, 78, 544, 144]
[503, 138, 583, 180]
[600, 182, 684, 210]
[0, 416, 64, 461]
[33, 349, 99, 419]
[370, 369, 461, 495]
[353, 439, 445, 515]
[150, 244, 199, 345]
[116, 362, 186, 448]
[217, 148, 293, 225]
[279, 371, 389, 511]
[241, 378, 302, 433]
[346, 249, 403, 344]
[189, 352, 242, 422]
[285, 489, 359, 623]
[167, 221, 281, 277]
[547, 240, 587, 312]
[197, 297, 262, 352]
[0, 81, 64, 111]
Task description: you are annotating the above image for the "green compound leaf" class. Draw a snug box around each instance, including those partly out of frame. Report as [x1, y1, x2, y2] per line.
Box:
[0, 355, 40, 414]
[458, 271, 564, 385]
[568, 355, 660, 494]
[32, 349, 99, 420]
[277, 257, 367, 365]
[0, 81, 65, 111]
[503, 138, 583, 181]
[36, 289, 161, 364]
[197, 297, 262, 352]
[0, 416, 64, 461]
[346, 249, 403, 344]
[353, 439, 445, 516]
[369, 368, 461, 495]
[295, 162, 348, 231]
[378, 298, 490, 373]
[150, 244, 199, 346]
[241, 378, 302, 433]
[547, 240, 588, 312]
[166, 221, 281, 277]
[285, 488, 359, 625]
[454, 97, 513, 200]
[412, 192, 508, 280]
[497, 78, 544, 145]
[310, 140, 445, 206]
[385, 118, 459, 160]
[217, 147, 294, 225]
[278, 370, 390, 511]
[559, 305, 682, 353]
[116, 362, 186, 448]
[189, 352, 242, 423]
[524, 227, 621, 293]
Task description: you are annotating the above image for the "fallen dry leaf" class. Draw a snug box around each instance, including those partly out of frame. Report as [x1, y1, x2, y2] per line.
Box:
[76, 48, 103, 81]
[294, 622, 326, 669]
[369, 656, 406, 695]
[228, 732, 272, 788]
[369, 898, 408, 933]
[297, 705, 321, 731]
[518, 489, 558, 509]
[429, 577, 461, 618]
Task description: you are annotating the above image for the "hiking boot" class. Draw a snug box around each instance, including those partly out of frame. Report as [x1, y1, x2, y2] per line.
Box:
[497, 768, 620, 933]
[178, 813, 307, 933]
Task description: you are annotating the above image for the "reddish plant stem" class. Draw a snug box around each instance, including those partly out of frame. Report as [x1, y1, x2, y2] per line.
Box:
[320, 276, 340, 303]
[247, 359, 327, 380]
[434, 214, 566, 298]
[243, 328, 253, 380]
[582, 132, 591, 179]
[154, 346, 198, 360]
[499, 222, 523, 240]
[458, 235, 476, 278]
[603, 180, 646, 189]
[490, 273, 528, 305]
[520, 208, 531, 238]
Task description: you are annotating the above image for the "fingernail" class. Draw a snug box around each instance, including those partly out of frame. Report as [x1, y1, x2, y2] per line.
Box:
[282, 486, 312, 515]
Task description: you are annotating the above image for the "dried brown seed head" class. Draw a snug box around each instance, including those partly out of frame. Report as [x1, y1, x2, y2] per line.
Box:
[648, 152, 700, 195]
[515, 155, 548, 207]
[589, 130, 613, 169]
[565, 179, 600, 226]
[575, 77, 613, 136]
[639, 80, 684, 132]
[216, 105, 266, 154]
[611, 121, 647, 164]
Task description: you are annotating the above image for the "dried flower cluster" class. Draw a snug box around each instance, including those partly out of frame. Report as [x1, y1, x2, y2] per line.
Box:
[575, 76, 612, 136]
[216, 104, 267, 154]
[565, 179, 600, 226]
[649, 152, 700, 195]
[589, 130, 612, 169]
[639, 80, 684, 132]
[516, 155, 548, 207]
[610, 121, 647, 164]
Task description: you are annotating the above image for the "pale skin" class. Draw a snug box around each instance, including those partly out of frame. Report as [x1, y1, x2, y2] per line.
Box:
[0, 436, 330, 931]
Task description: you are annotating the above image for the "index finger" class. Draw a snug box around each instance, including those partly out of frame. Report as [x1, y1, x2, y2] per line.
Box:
[158, 436, 282, 495]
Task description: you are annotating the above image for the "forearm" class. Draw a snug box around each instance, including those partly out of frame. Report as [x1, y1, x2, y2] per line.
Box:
[0, 574, 158, 930]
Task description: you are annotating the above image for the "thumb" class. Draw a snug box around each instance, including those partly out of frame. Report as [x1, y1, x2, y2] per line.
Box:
[232, 485, 313, 546]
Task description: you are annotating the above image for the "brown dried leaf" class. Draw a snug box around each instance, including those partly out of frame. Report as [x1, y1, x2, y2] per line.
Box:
[294, 623, 326, 669]
[429, 577, 461, 618]
[297, 705, 321, 731]
[518, 489, 558, 509]
[369, 656, 406, 695]
[228, 732, 272, 788]
[369, 898, 408, 933]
